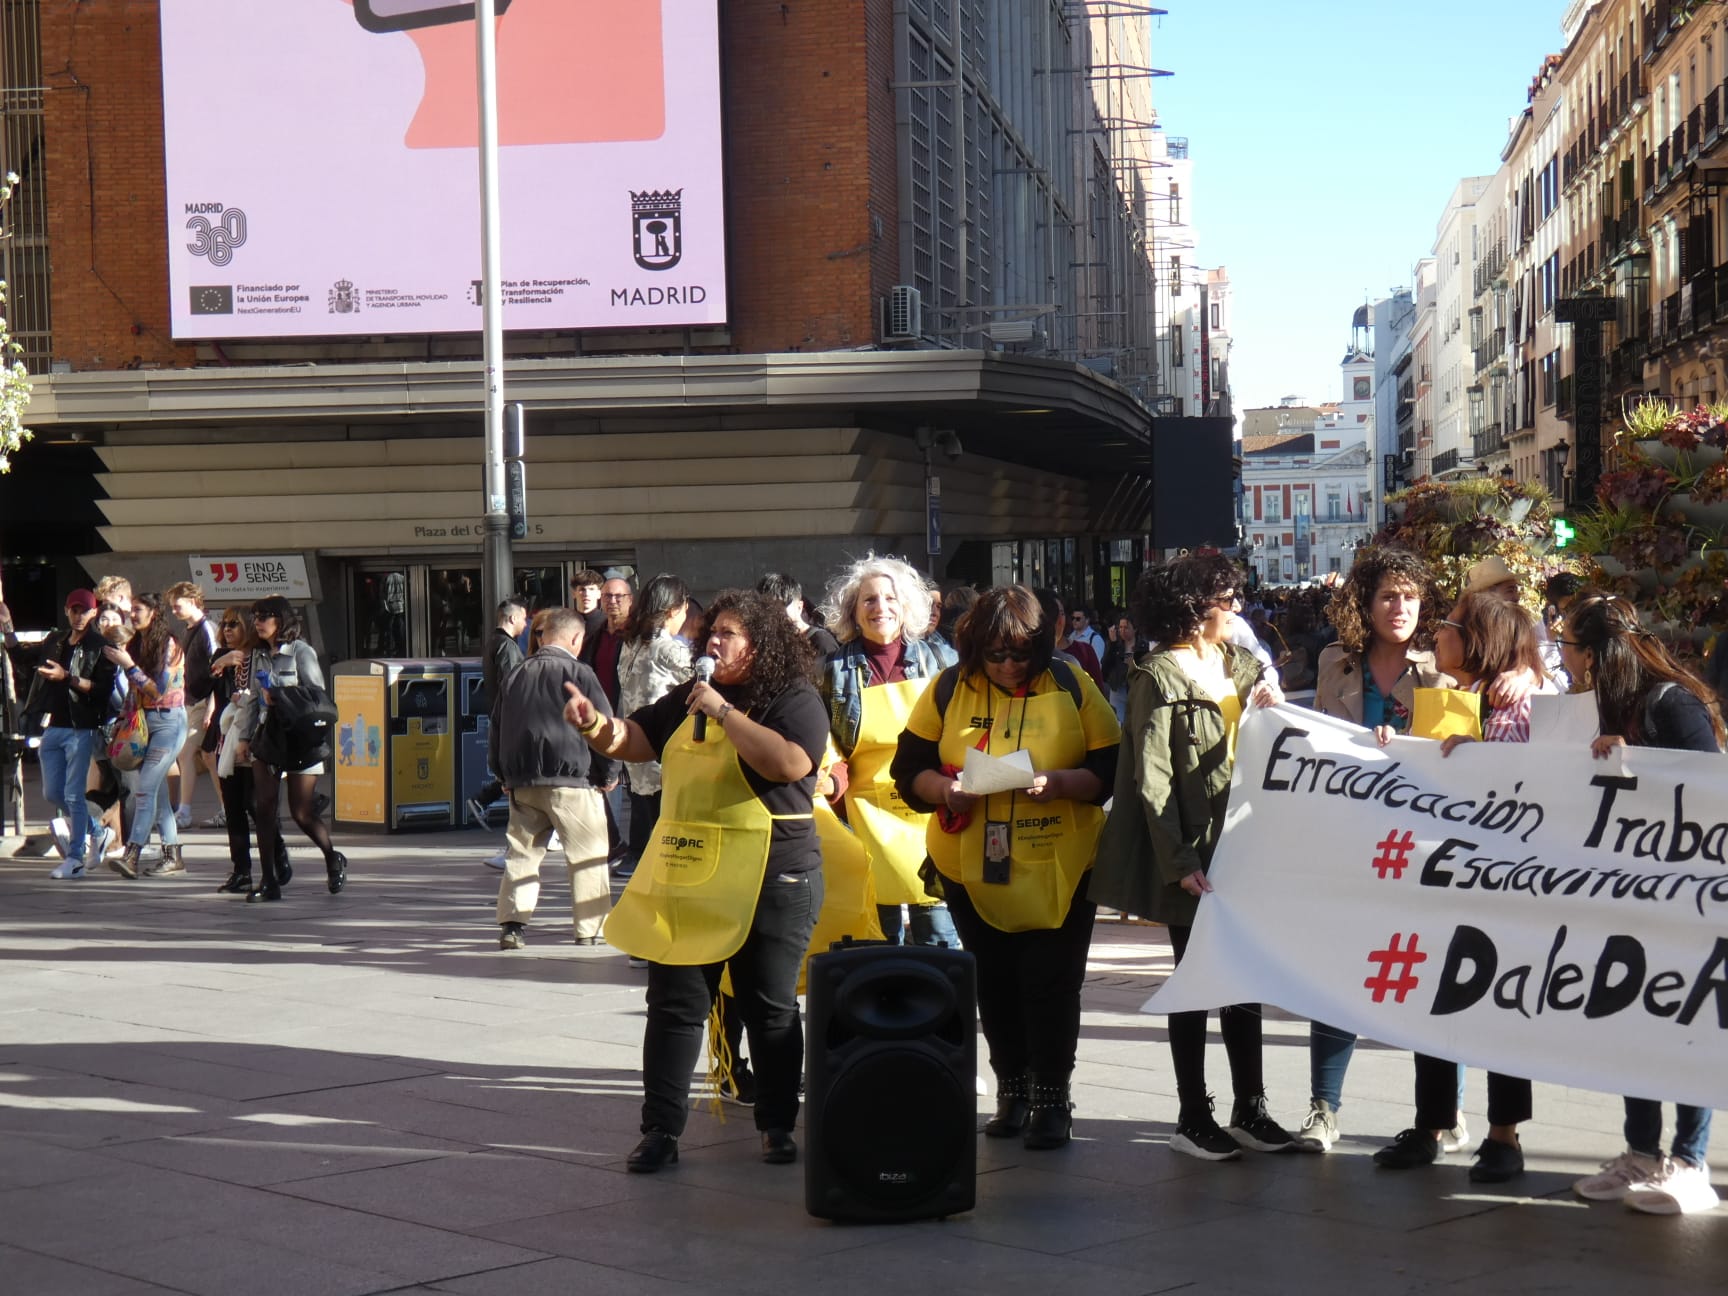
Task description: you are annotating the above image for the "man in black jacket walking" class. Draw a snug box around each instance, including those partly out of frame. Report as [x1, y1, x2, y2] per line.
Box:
[492, 607, 616, 949]
[470, 598, 527, 852]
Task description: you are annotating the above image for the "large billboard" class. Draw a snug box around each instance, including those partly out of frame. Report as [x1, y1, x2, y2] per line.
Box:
[160, 1, 726, 339]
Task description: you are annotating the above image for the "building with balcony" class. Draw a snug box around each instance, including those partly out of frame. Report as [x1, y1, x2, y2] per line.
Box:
[1430, 177, 1493, 478]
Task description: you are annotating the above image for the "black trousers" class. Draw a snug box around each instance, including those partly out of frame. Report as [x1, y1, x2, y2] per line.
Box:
[1167, 923, 1263, 1112]
[943, 874, 1096, 1080]
[1415, 1054, 1532, 1130]
[640, 872, 822, 1137]
[626, 789, 660, 867]
[220, 768, 288, 876]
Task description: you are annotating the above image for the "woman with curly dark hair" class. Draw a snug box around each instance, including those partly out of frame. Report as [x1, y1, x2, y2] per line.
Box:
[1090, 554, 1294, 1162]
[567, 589, 828, 1174]
[1291, 547, 1456, 1149]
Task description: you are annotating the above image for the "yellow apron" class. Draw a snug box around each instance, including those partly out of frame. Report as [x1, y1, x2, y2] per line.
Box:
[800, 795, 883, 992]
[604, 714, 813, 965]
[842, 677, 936, 906]
[926, 688, 1103, 933]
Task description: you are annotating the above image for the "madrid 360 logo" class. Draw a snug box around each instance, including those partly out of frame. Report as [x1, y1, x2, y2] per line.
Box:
[185, 203, 248, 267]
[630, 189, 682, 271]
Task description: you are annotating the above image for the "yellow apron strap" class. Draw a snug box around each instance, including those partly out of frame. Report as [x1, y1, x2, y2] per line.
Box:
[767, 812, 815, 821]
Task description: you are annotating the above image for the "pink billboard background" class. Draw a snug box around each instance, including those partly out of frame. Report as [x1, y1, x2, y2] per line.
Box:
[161, 0, 726, 339]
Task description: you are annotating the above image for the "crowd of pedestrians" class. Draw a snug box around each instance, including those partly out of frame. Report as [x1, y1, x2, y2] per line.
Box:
[4, 546, 1721, 1216]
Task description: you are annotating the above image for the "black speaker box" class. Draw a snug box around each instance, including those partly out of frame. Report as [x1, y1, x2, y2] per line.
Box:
[804, 941, 977, 1222]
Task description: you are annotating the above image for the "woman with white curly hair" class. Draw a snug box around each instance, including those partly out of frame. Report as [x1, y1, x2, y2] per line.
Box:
[818, 554, 957, 945]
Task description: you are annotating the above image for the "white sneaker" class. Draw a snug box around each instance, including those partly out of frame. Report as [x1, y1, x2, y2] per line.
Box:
[175, 804, 193, 830]
[1295, 1098, 1340, 1152]
[49, 816, 71, 858]
[1440, 1116, 1470, 1154]
[84, 826, 114, 870]
[48, 857, 85, 879]
[547, 831, 561, 851]
[1626, 1157, 1720, 1215]
[1575, 1148, 1665, 1201]
[139, 845, 163, 866]
[483, 849, 507, 870]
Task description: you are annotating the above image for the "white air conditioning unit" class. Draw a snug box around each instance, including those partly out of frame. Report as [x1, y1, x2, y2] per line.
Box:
[882, 285, 922, 342]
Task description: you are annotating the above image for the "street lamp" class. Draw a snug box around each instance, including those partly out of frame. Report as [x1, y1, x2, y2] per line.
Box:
[1554, 438, 1571, 507]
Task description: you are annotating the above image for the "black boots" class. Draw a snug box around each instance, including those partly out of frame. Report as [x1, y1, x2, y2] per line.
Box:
[217, 868, 252, 894]
[325, 851, 347, 894]
[984, 1074, 1030, 1138]
[1022, 1074, 1074, 1150]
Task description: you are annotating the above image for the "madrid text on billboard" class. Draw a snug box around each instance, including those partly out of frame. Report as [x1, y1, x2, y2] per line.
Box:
[610, 285, 709, 307]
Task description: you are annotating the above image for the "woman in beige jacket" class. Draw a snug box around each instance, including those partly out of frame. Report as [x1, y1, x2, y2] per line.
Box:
[1299, 548, 1453, 1153]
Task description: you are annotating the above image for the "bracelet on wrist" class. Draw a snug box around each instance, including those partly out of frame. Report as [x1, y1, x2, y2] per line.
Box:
[715, 703, 734, 728]
[577, 714, 606, 739]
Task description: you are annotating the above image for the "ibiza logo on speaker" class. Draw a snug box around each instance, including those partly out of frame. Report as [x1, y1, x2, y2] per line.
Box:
[876, 1171, 912, 1184]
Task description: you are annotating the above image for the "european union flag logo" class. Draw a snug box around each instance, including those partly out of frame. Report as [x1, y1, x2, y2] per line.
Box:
[189, 285, 233, 315]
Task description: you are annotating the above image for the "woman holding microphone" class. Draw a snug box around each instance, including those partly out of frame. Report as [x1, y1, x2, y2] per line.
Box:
[567, 590, 829, 1174]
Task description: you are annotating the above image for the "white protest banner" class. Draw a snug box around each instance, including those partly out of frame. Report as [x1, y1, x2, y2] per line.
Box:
[1150, 704, 1728, 1110]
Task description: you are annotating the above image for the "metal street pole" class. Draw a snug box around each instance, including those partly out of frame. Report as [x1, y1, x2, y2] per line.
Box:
[476, 0, 513, 620]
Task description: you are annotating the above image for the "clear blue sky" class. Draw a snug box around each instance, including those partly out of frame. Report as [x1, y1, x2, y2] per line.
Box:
[1150, 1, 1569, 414]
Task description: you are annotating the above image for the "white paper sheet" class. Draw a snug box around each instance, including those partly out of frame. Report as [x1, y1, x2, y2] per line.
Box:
[959, 747, 1037, 795]
[1528, 691, 1602, 746]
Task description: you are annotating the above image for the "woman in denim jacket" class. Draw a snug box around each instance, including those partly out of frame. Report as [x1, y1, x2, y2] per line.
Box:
[817, 554, 956, 945]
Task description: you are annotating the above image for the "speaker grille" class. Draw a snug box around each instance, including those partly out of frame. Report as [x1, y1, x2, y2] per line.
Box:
[818, 1047, 970, 1208]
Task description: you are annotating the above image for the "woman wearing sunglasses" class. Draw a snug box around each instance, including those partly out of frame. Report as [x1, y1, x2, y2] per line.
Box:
[208, 607, 289, 895]
[1090, 554, 1292, 1162]
[891, 584, 1120, 1148]
[1370, 590, 1543, 1183]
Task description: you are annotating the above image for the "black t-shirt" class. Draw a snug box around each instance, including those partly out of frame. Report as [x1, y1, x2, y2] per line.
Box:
[631, 677, 829, 875]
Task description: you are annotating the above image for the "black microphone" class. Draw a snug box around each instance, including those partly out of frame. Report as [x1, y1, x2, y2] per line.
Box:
[692, 655, 716, 741]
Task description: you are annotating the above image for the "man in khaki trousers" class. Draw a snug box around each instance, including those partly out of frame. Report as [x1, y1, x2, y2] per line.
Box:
[490, 608, 616, 949]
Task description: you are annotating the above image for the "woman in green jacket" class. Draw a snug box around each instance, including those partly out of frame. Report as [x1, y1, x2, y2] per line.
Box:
[1090, 554, 1292, 1163]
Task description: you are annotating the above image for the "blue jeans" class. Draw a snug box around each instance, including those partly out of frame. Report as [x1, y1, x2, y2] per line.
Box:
[877, 901, 961, 949]
[129, 707, 188, 847]
[1625, 1100, 1712, 1167]
[38, 726, 96, 857]
[1310, 1021, 1463, 1113]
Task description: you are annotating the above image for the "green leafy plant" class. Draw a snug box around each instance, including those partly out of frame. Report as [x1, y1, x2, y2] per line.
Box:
[0, 169, 32, 473]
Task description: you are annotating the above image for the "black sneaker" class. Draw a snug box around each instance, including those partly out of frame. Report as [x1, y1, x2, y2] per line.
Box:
[466, 796, 492, 826]
[1227, 1092, 1296, 1153]
[1468, 1136, 1525, 1183]
[1170, 1098, 1242, 1162]
[719, 1064, 758, 1107]
[499, 922, 527, 950]
[1373, 1127, 1440, 1169]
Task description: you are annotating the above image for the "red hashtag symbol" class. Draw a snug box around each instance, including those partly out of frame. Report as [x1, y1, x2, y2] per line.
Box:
[1370, 829, 1416, 879]
[1364, 933, 1427, 1003]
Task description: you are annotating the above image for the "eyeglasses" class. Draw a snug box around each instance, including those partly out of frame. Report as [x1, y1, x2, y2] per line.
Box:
[601, 593, 630, 602]
[983, 646, 1034, 664]
[1212, 594, 1240, 609]
[1554, 636, 1583, 647]
[1440, 618, 1463, 631]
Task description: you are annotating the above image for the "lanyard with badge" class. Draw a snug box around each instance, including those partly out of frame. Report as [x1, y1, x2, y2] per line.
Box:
[982, 684, 1031, 884]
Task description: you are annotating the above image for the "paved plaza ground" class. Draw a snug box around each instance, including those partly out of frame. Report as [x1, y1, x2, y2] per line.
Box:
[3, 793, 1725, 1295]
